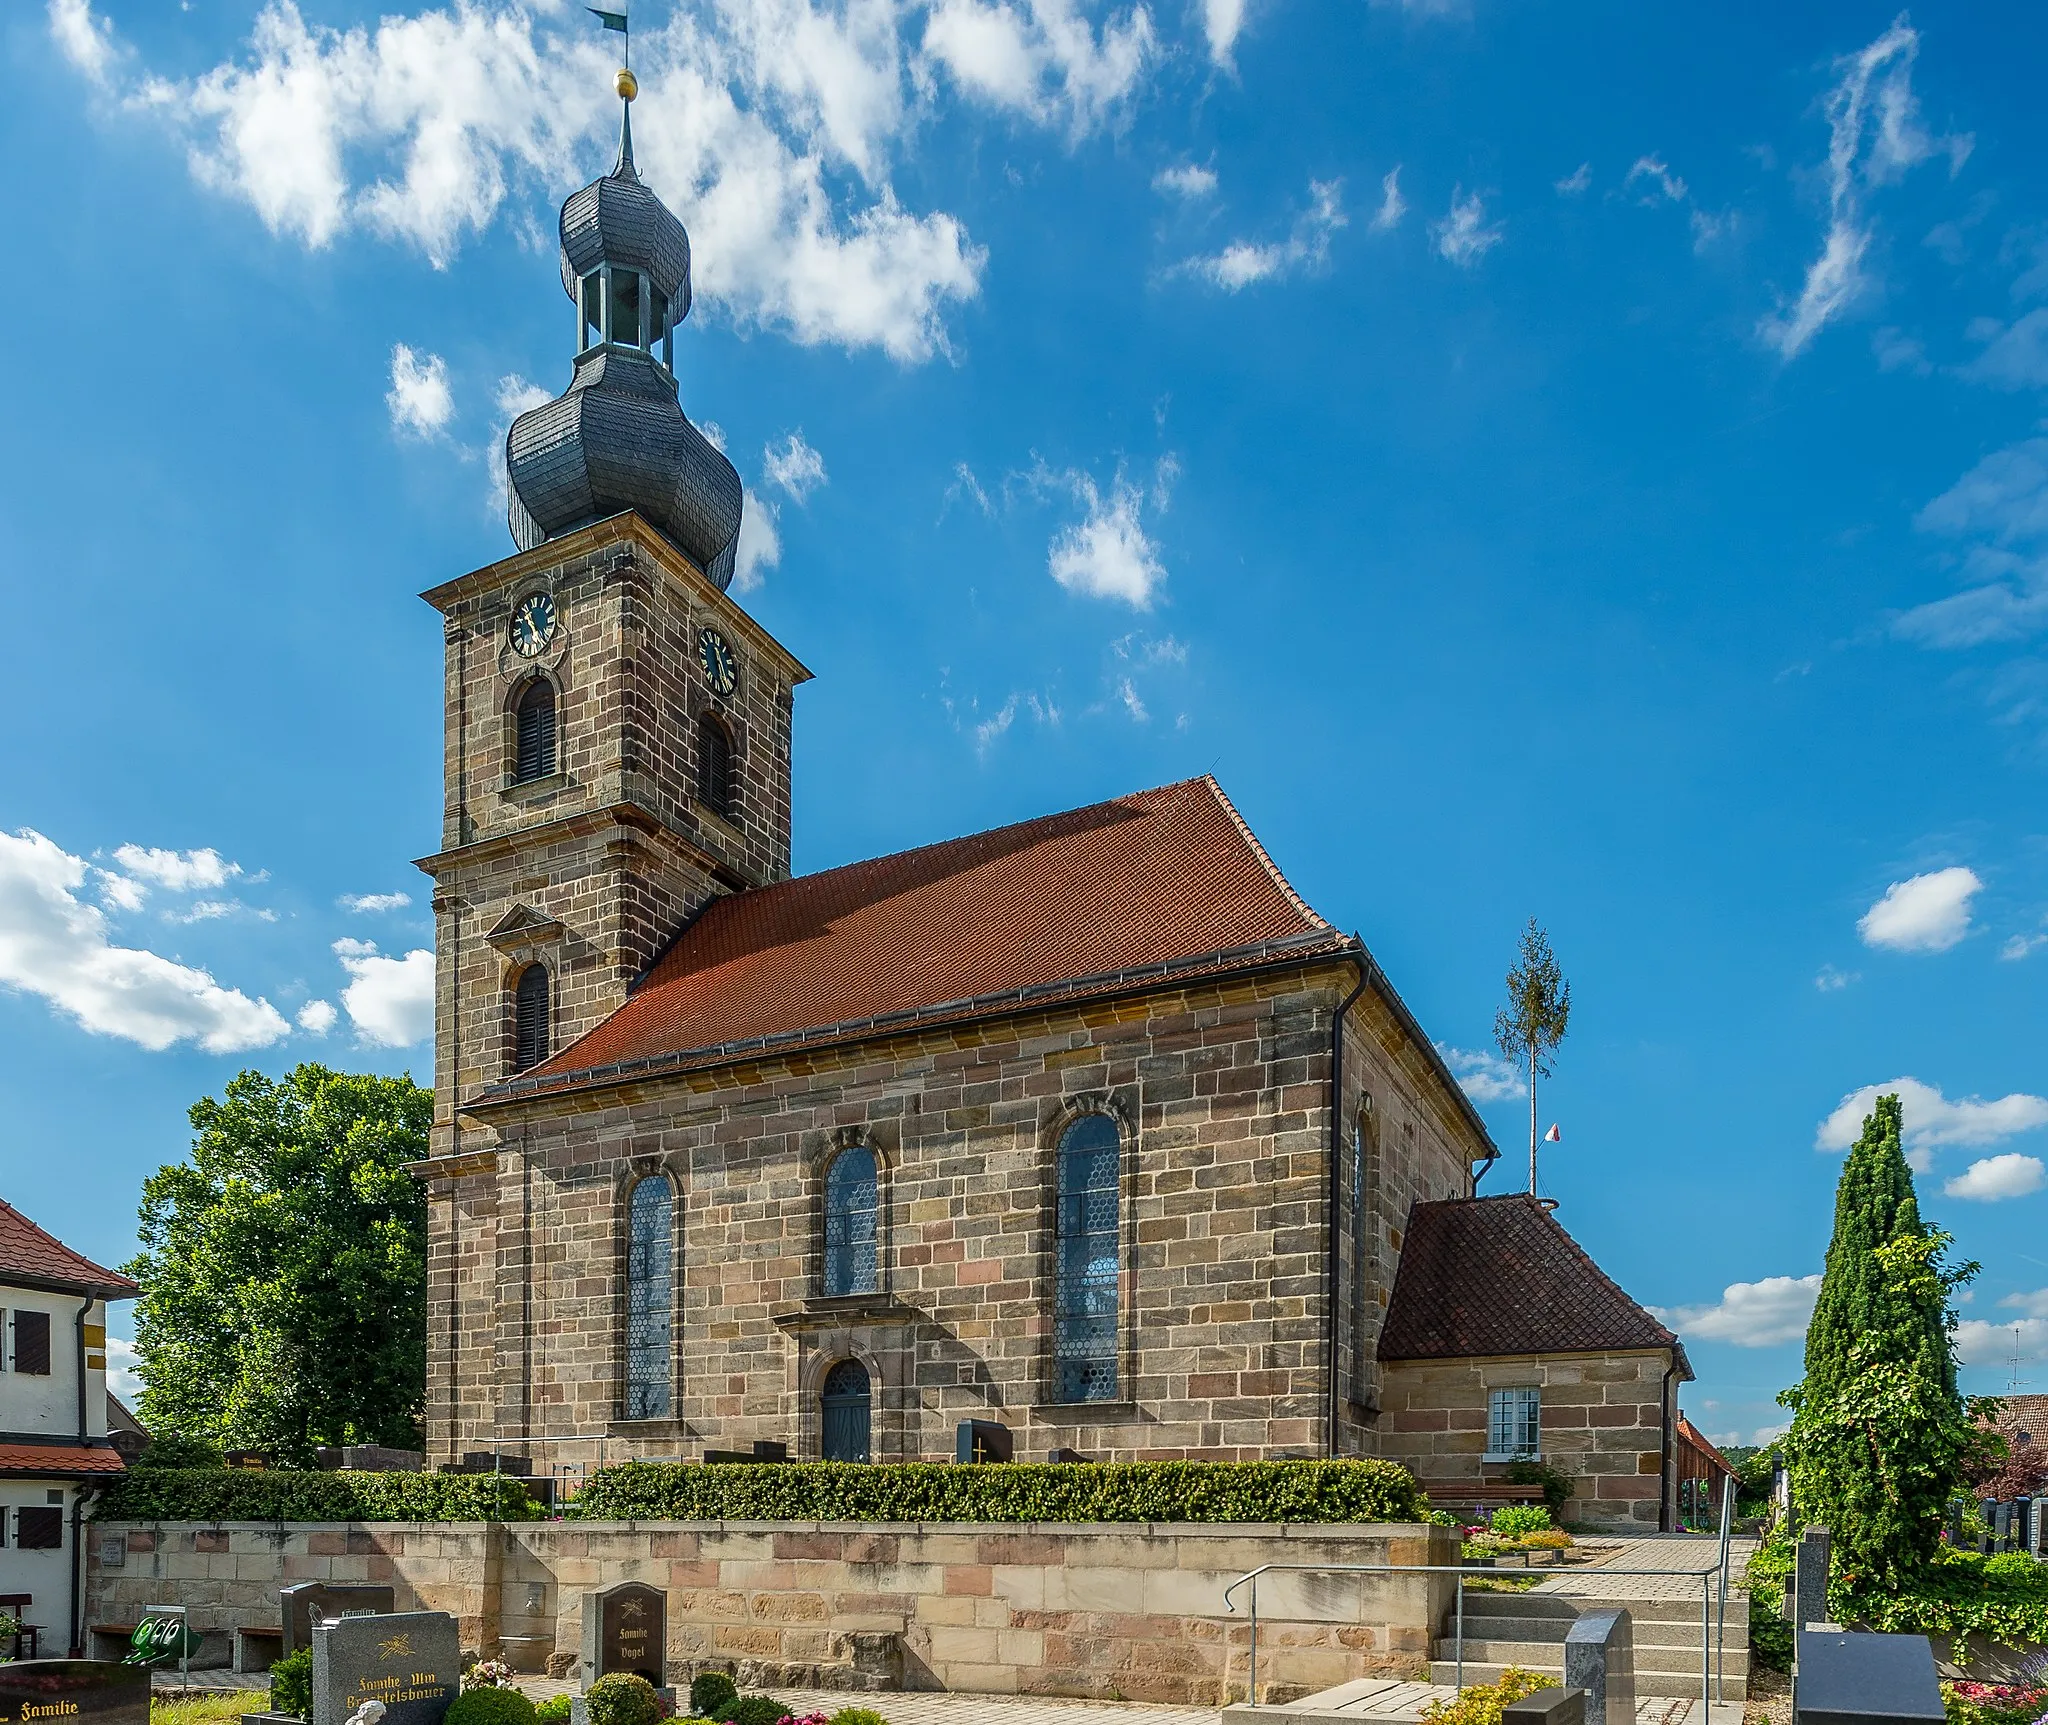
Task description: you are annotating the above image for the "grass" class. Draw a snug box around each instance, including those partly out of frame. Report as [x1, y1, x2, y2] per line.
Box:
[153, 1693, 263, 1725]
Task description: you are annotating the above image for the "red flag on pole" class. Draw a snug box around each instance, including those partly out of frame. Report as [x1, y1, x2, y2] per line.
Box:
[1543, 1123, 1562, 1143]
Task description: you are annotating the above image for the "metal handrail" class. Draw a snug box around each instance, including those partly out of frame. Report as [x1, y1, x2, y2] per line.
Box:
[1223, 1553, 1739, 1711]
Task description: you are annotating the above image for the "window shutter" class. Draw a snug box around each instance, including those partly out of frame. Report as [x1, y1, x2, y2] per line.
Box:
[698, 716, 732, 819]
[16, 1506, 63, 1550]
[514, 966, 550, 1072]
[12, 1310, 51, 1375]
[515, 681, 557, 783]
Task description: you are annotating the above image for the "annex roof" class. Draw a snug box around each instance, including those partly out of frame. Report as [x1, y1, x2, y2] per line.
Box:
[0, 1199, 139, 1298]
[1378, 1193, 1691, 1377]
[0, 1441, 127, 1479]
[1675, 1412, 1738, 1479]
[486, 775, 1351, 1103]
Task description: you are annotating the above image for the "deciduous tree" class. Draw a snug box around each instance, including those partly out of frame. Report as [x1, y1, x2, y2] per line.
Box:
[1493, 918, 1571, 1193]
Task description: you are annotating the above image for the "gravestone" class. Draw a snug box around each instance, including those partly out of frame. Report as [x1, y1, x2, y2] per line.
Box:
[311, 1612, 459, 1725]
[0, 1661, 149, 1725]
[283, 1584, 399, 1654]
[1564, 1608, 1634, 1725]
[580, 1583, 666, 1689]
[1794, 1629, 1943, 1725]
[1794, 1526, 1832, 1628]
[1502, 1690, 1585, 1725]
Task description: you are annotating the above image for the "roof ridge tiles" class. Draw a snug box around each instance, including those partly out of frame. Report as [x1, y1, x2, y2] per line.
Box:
[1198, 775, 1331, 930]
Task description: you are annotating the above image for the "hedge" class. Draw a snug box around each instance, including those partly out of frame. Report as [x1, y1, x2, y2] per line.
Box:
[94, 1467, 542, 1523]
[571, 1458, 1424, 1524]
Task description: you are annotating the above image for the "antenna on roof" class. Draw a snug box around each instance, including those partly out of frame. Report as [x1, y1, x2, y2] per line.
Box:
[2008, 1325, 2034, 1398]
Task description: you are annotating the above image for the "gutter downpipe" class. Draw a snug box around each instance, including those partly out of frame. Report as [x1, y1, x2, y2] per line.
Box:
[75, 1296, 91, 1441]
[69, 1481, 100, 1657]
[1660, 1361, 1681, 1533]
[1327, 945, 1373, 1459]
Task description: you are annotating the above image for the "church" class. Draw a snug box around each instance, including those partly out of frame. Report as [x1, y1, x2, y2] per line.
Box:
[407, 72, 1694, 1531]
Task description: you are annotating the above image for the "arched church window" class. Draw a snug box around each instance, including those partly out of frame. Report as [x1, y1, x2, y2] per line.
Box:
[823, 1145, 879, 1297]
[625, 1177, 675, 1421]
[1053, 1112, 1121, 1403]
[514, 678, 557, 783]
[698, 714, 733, 821]
[513, 964, 550, 1073]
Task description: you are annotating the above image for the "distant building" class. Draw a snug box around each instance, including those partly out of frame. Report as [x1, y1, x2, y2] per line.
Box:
[407, 77, 1693, 1531]
[0, 1199, 136, 1656]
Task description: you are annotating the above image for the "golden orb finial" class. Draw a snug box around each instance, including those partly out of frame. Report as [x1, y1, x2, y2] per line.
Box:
[615, 67, 638, 101]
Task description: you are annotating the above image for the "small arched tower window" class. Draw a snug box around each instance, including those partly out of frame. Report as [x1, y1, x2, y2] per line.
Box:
[698, 713, 733, 820]
[625, 1177, 675, 1421]
[514, 678, 557, 783]
[1053, 1112, 1121, 1403]
[823, 1145, 880, 1297]
[513, 963, 550, 1072]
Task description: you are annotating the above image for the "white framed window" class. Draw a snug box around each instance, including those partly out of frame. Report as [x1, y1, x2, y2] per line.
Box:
[1486, 1386, 1540, 1461]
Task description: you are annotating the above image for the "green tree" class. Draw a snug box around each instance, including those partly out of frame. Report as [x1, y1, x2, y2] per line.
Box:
[1493, 918, 1571, 1193]
[126, 1064, 431, 1463]
[1779, 1093, 1991, 1589]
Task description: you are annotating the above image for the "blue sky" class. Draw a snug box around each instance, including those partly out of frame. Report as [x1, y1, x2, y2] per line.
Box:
[5, 0, 2048, 1447]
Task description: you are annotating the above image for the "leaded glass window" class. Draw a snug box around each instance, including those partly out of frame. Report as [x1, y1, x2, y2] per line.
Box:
[1054, 1113, 1121, 1403]
[625, 1178, 674, 1420]
[1487, 1386, 1540, 1460]
[823, 1145, 879, 1297]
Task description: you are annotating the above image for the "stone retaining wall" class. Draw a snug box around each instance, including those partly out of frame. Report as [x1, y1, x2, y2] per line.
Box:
[89, 1520, 1457, 1705]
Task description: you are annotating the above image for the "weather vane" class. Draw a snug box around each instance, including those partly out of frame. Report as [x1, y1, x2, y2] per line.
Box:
[588, 4, 635, 98]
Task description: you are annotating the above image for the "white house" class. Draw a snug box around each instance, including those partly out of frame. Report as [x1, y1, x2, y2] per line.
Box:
[0, 1198, 136, 1658]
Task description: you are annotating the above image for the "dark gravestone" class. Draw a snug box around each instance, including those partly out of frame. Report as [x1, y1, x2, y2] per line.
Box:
[0, 1661, 149, 1725]
[1795, 1630, 1943, 1725]
[282, 1584, 399, 1654]
[1502, 1689, 1585, 1725]
[1564, 1608, 1634, 1725]
[580, 1583, 666, 1689]
[312, 1612, 459, 1725]
[1794, 1526, 1833, 1628]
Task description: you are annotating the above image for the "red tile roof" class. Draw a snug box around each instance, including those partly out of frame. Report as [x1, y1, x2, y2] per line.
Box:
[489, 776, 1350, 1101]
[1675, 1412, 1737, 1480]
[1378, 1193, 1690, 1376]
[0, 1443, 127, 1478]
[0, 1200, 138, 1297]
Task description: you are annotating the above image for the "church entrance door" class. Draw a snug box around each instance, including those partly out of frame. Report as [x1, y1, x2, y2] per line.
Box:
[820, 1358, 872, 1462]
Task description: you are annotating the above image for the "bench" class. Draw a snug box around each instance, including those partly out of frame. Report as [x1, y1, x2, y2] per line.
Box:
[0, 1595, 36, 1659]
[88, 1623, 139, 1662]
[234, 1625, 286, 1674]
[1417, 1481, 1548, 1518]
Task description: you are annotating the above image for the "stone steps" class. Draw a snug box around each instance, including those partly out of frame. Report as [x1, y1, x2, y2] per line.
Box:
[1425, 1659, 1749, 1702]
[1432, 1638, 1744, 1676]
[1445, 1616, 1741, 1650]
[1434, 1583, 1751, 1702]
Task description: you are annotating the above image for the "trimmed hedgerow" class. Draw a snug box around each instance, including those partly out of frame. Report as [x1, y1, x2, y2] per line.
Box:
[572, 1458, 1423, 1524]
[93, 1467, 541, 1523]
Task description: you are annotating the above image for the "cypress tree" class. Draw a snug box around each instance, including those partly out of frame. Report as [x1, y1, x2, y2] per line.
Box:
[1782, 1092, 1979, 1590]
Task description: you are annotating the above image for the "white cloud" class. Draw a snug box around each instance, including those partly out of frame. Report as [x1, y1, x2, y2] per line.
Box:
[1946, 1154, 2045, 1201]
[1371, 166, 1406, 231]
[763, 430, 828, 501]
[1432, 186, 1501, 268]
[1652, 1274, 1822, 1348]
[1814, 963, 1859, 991]
[1436, 1044, 1527, 1104]
[1895, 441, 2048, 652]
[0, 829, 289, 1053]
[1183, 178, 1345, 291]
[1815, 1076, 2048, 1153]
[387, 344, 454, 439]
[1153, 162, 1216, 200]
[1858, 865, 1981, 952]
[341, 891, 412, 913]
[2002, 930, 2048, 961]
[1554, 162, 1591, 196]
[109, 845, 239, 892]
[1046, 468, 1167, 606]
[96, 872, 147, 913]
[1199, 0, 1242, 67]
[1917, 440, 2048, 544]
[1760, 17, 1969, 359]
[1626, 154, 1687, 203]
[104, 1336, 144, 1403]
[1956, 1315, 2048, 1369]
[297, 998, 338, 1035]
[69, 0, 990, 363]
[1116, 676, 1147, 721]
[920, 0, 1154, 138]
[333, 938, 434, 1047]
[1962, 308, 2048, 391]
[48, 0, 116, 84]
[166, 898, 277, 925]
[486, 373, 554, 517]
[734, 488, 782, 591]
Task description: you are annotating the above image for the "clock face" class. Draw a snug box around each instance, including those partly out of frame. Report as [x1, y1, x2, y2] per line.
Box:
[510, 592, 558, 659]
[698, 627, 738, 695]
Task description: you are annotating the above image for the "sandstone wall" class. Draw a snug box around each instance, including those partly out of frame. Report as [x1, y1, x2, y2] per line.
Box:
[88, 1519, 1457, 1706]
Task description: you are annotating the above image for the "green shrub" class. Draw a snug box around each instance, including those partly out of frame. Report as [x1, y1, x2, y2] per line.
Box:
[536, 1698, 573, 1725]
[1490, 1505, 1552, 1538]
[826, 1709, 890, 1725]
[94, 1467, 540, 1523]
[268, 1649, 313, 1722]
[575, 1459, 1422, 1525]
[446, 1689, 539, 1725]
[132, 1432, 224, 1470]
[1983, 1553, 2044, 1583]
[690, 1674, 739, 1718]
[1750, 1613, 1792, 1673]
[1504, 1463, 1574, 1519]
[1418, 1667, 1547, 1725]
[728, 1698, 783, 1725]
[586, 1675, 664, 1725]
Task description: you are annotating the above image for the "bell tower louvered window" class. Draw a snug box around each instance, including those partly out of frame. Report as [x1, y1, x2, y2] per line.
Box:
[514, 678, 557, 783]
[1053, 1113, 1121, 1403]
[513, 963, 550, 1072]
[625, 1177, 675, 1421]
[698, 714, 733, 820]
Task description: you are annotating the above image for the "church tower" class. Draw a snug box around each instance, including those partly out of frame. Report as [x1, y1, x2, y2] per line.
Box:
[416, 72, 810, 1162]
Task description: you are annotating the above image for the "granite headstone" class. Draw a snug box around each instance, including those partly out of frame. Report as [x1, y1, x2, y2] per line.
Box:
[311, 1612, 459, 1725]
[0, 1662, 149, 1725]
[283, 1584, 399, 1654]
[579, 1583, 666, 1688]
[1563, 1608, 1634, 1725]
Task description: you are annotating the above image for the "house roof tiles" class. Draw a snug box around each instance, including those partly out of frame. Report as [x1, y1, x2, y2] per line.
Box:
[0, 1199, 138, 1297]
[1378, 1193, 1690, 1377]
[0, 1442, 127, 1479]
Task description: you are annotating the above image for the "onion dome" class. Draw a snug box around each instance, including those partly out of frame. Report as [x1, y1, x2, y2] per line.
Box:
[506, 79, 743, 588]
